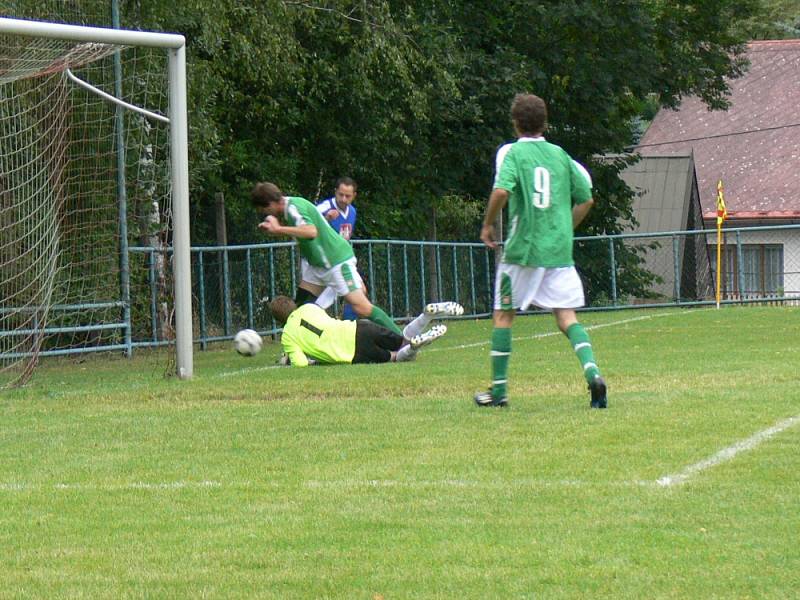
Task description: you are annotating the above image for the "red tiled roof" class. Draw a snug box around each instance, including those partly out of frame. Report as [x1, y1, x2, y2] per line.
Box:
[637, 40, 800, 218]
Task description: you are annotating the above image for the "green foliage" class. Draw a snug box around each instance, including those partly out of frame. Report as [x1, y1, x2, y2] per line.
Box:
[1, 0, 760, 300]
[732, 0, 800, 39]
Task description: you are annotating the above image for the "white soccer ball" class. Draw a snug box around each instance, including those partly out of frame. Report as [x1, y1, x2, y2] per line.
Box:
[233, 329, 262, 356]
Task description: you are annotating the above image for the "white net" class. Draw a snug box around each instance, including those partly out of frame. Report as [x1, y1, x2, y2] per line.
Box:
[0, 31, 173, 387]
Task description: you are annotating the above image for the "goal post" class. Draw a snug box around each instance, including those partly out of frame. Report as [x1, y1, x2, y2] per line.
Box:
[0, 17, 193, 384]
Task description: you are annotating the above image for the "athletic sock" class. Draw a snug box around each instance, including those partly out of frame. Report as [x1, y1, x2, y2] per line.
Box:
[402, 312, 431, 339]
[566, 323, 601, 384]
[395, 344, 418, 362]
[368, 305, 404, 336]
[490, 327, 512, 399]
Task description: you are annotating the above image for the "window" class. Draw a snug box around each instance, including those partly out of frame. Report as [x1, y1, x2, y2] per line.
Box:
[709, 243, 784, 297]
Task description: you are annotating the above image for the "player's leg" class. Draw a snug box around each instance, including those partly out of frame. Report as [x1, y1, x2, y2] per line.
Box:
[343, 288, 404, 337]
[352, 321, 394, 364]
[395, 323, 447, 361]
[315, 286, 337, 309]
[554, 308, 606, 408]
[295, 285, 319, 305]
[475, 265, 525, 407]
[544, 267, 606, 409]
[403, 301, 463, 339]
[323, 258, 403, 336]
[295, 259, 324, 304]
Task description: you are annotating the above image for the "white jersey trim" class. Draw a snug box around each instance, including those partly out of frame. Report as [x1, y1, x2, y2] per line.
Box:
[493, 137, 547, 188]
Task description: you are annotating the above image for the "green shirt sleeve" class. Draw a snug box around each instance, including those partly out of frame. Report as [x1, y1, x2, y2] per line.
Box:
[570, 159, 593, 205]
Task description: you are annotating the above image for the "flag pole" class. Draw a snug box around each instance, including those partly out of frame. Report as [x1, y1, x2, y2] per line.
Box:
[714, 179, 727, 309]
[715, 221, 722, 309]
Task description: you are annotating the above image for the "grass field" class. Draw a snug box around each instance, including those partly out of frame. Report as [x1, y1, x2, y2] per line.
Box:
[2, 306, 799, 598]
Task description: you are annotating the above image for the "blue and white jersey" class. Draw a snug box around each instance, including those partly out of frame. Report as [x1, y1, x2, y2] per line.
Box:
[316, 197, 357, 241]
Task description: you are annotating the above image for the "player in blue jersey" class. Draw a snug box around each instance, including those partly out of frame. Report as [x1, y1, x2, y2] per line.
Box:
[314, 177, 360, 319]
[317, 176, 358, 241]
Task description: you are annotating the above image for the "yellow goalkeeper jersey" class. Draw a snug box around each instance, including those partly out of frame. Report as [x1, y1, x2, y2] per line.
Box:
[280, 303, 357, 366]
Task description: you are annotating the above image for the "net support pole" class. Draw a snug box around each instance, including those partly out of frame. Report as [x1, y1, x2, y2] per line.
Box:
[168, 44, 193, 379]
[112, 0, 133, 358]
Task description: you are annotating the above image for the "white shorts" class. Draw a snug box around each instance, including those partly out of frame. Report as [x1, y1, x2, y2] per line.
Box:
[494, 263, 585, 311]
[301, 257, 363, 298]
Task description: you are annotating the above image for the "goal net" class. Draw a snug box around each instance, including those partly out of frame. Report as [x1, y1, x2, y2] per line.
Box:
[0, 18, 192, 387]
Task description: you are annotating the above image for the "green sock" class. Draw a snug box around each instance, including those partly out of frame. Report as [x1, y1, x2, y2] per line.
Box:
[490, 327, 512, 399]
[368, 305, 404, 336]
[566, 323, 601, 384]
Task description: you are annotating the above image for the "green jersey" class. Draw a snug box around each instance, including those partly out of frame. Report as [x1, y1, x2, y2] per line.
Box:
[283, 196, 354, 268]
[281, 303, 356, 366]
[494, 137, 592, 267]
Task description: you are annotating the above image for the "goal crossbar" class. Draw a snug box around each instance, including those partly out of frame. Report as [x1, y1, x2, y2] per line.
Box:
[0, 17, 184, 48]
[0, 17, 193, 380]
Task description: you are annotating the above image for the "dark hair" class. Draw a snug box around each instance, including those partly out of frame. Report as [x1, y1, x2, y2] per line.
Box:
[250, 182, 283, 207]
[269, 295, 297, 325]
[511, 93, 547, 136]
[335, 176, 357, 192]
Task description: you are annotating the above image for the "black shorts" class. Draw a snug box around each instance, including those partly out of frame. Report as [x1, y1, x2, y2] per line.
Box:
[352, 320, 405, 364]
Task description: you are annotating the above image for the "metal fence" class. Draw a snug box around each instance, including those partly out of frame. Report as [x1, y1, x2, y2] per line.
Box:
[124, 223, 800, 349]
[4, 224, 798, 362]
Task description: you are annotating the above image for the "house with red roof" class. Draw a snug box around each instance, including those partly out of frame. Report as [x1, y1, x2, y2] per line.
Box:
[635, 40, 800, 299]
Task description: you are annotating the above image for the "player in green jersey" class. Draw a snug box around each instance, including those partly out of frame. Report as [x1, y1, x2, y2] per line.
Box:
[474, 93, 607, 409]
[251, 182, 403, 336]
[269, 295, 462, 366]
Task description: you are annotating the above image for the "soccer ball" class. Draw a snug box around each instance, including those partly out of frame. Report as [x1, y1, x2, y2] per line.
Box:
[233, 329, 262, 356]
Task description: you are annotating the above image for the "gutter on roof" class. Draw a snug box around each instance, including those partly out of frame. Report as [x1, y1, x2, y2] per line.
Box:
[702, 211, 800, 219]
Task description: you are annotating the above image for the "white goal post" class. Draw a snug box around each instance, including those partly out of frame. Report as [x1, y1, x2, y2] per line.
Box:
[0, 17, 193, 381]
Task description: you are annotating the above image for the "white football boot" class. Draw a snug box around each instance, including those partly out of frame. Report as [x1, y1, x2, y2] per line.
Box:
[424, 302, 464, 318]
[410, 324, 447, 349]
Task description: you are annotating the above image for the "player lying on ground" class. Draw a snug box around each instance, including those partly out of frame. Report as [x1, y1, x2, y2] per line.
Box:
[269, 296, 463, 366]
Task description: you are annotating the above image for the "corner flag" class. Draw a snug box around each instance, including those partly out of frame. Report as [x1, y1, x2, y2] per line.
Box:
[716, 180, 727, 226]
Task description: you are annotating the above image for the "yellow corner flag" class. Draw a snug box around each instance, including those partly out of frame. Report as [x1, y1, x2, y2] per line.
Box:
[716, 180, 727, 226]
[715, 179, 727, 308]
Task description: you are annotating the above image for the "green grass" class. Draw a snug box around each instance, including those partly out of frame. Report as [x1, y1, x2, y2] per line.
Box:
[2, 306, 799, 598]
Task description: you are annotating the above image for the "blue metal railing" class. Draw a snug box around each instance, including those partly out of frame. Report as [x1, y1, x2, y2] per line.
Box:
[3, 223, 799, 360]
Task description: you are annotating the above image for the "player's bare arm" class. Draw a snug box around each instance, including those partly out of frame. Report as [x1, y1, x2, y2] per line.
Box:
[480, 188, 510, 249]
[572, 198, 594, 229]
[258, 216, 318, 239]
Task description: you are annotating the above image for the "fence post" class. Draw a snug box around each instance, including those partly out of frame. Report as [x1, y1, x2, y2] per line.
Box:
[222, 247, 231, 336]
[736, 230, 745, 302]
[148, 249, 158, 343]
[469, 246, 476, 314]
[245, 248, 254, 328]
[435, 245, 443, 301]
[608, 238, 618, 306]
[387, 242, 394, 317]
[673, 235, 681, 304]
[402, 243, 409, 316]
[452, 245, 459, 304]
[484, 249, 491, 313]
[197, 250, 207, 350]
[419, 243, 426, 309]
[368, 242, 376, 302]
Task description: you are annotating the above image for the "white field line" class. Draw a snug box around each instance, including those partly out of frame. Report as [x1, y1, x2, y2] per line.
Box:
[215, 308, 705, 376]
[29, 308, 707, 390]
[655, 414, 800, 487]
[426, 309, 693, 353]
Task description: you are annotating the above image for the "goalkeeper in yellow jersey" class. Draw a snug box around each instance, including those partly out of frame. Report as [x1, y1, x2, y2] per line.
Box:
[268, 296, 462, 366]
